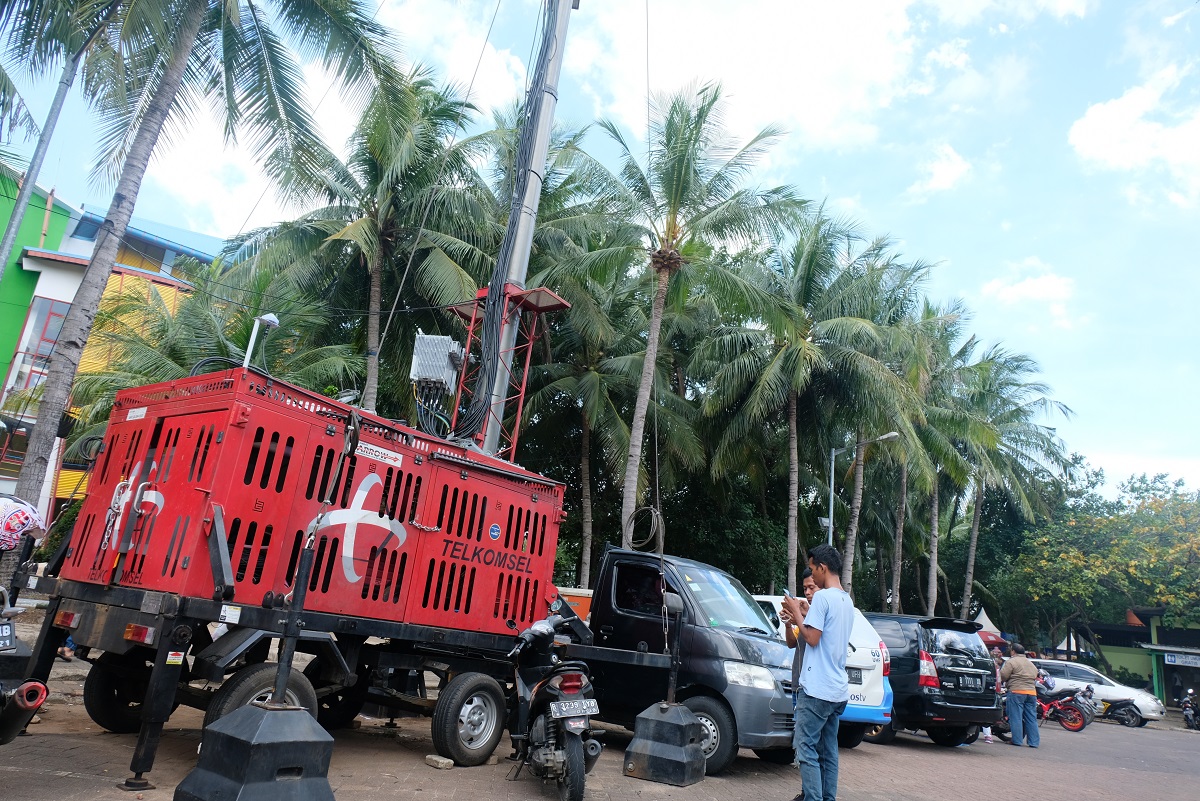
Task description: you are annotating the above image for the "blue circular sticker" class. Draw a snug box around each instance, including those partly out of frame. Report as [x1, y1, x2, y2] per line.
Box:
[489, 523, 501, 541]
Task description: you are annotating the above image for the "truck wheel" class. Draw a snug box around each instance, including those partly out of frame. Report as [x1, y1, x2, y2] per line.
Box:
[863, 721, 897, 744]
[203, 662, 317, 728]
[837, 723, 868, 749]
[683, 695, 738, 775]
[431, 672, 506, 766]
[303, 658, 369, 730]
[926, 726, 969, 747]
[83, 652, 152, 734]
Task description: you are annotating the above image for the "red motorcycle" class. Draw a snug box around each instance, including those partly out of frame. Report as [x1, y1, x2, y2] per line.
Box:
[993, 688, 1088, 739]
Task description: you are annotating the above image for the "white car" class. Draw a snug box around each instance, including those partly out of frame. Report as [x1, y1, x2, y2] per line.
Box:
[754, 595, 893, 747]
[1031, 658, 1165, 725]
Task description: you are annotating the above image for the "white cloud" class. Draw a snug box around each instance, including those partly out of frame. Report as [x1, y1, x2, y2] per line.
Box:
[924, 0, 1093, 26]
[906, 143, 971, 199]
[1068, 65, 1200, 207]
[564, 0, 922, 150]
[979, 256, 1081, 330]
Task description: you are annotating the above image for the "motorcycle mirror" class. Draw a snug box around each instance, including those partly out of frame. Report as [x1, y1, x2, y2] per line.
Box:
[663, 591, 684, 616]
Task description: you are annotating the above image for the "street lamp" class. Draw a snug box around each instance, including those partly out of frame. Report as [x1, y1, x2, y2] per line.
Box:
[826, 431, 900, 546]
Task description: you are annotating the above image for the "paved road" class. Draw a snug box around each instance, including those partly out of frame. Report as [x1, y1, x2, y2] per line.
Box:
[4, 695, 1199, 801]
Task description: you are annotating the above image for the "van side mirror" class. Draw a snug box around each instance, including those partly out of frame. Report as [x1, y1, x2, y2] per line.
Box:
[663, 591, 684, 616]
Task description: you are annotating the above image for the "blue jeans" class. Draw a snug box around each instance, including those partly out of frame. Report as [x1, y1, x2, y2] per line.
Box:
[793, 690, 847, 801]
[1007, 692, 1039, 747]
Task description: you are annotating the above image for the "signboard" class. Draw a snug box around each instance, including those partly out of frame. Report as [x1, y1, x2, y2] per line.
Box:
[1163, 652, 1200, 668]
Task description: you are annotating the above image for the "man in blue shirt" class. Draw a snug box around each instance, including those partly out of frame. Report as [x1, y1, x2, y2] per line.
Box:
[781, 544, 854, 801]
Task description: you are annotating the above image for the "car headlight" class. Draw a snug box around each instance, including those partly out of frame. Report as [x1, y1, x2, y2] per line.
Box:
[724, 661, 777, 690]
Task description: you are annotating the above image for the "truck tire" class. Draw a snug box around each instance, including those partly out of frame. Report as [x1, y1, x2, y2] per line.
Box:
[837, 722, 868, 749]
[863, 721, 897, 744]
[303, 657, 369, 730]
[203, 662, 317, 728]
[683, 695, 738, 775]
[83, 652, 152, 734]
[431, 672, 506, 766]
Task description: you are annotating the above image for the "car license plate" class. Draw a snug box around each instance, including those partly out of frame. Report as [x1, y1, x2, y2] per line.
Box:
[960, 675, 982, 691]
[847, 667, 862, 685]
[550, 698, 599, 719]
[0, 622, 12, 652]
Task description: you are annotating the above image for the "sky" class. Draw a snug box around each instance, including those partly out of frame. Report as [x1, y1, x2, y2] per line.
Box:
[8, 0, 1200, 495]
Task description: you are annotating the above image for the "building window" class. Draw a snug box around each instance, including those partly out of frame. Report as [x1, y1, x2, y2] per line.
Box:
[4, 296, 70, 400]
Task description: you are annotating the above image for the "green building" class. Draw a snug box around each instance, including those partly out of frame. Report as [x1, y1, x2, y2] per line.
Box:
[0, 180, 74, 388]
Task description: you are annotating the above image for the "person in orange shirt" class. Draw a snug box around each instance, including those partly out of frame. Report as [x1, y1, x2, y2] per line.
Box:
[999, 643, 1040, 747]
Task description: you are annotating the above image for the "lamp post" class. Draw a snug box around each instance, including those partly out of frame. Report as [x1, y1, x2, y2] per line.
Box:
[826, 431, 900, 546]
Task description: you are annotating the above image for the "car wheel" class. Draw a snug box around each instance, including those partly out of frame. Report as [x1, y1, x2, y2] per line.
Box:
[837, 723, 867, 749]
[963, 725, 980, 744]
[863, 721, 897, 745]
[1136, 716, 1150, 728]
[926, 726, 970, 747]
[683, 695, 738, 775]
[431, 672, 506, 767]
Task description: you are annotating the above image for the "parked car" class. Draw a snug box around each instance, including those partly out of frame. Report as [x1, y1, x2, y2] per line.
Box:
[862, 613, 1002, 746]
[754, 595, 893, 749]
[1030, 658, 1164, 726]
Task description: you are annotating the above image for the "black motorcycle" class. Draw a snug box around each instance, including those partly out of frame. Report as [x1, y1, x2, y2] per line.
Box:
[1083, 685, 1142, 727]
[1181, 692, 1197, 730]
[506, 614, 602, 801]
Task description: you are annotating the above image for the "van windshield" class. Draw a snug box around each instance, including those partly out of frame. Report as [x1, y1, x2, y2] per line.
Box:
[679, 566, 775, 634]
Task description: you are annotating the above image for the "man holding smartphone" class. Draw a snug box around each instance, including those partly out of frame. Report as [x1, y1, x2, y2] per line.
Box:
[781, 544, 854, 801]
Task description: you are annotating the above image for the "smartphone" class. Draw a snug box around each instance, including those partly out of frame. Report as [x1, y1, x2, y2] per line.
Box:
[782, 587, 794, 599]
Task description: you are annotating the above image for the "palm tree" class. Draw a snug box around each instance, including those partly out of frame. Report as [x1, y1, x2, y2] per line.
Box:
[68, 257, 362, 448]
[957, 346, 1070, 617]
[14, 0, 401, 503]
[584, 83, 806, 548]
[0, 0, 127, 282]
[229, 74, 482, 414]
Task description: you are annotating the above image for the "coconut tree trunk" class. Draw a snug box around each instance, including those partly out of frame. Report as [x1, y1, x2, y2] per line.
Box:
[361, 246, 384, 412]
[925, 473, 940, 615]
[13, 0, 207, 505]
[579, 411, 593, 587]
[840, 432, 867, 596]
[890, 460, 907, 613]
[875, 528, 887, 610]
[960, 479, 985, 619]
[0, 0, 122, 283]
[620, 263, 671, 548]
[786, 389, 799, 594]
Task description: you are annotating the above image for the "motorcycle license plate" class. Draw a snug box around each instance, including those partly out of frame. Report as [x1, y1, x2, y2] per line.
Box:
[846, 667, 862, 685]
[960, 676, 982, 691]
[0, 622, 12, 651]
[550, 698, 599, 718]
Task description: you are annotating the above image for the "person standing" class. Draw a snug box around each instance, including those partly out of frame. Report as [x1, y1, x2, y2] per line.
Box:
[980, 647, 1005, 743]
[781, 568, 820, 719]
[1000, 643, 1039, 748]
[781, 545, 854, 801]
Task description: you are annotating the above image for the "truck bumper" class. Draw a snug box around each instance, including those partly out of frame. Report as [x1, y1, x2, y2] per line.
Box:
[726, 683, 794, 749]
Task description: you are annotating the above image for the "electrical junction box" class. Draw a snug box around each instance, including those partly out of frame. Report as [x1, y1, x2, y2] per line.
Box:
[409, 335, 465, 393]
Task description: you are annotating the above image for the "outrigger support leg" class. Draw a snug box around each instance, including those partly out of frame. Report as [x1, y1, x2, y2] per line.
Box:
[119, 622, 193, 791]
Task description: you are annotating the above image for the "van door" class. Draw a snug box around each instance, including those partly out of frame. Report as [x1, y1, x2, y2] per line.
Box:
[589, 560, 676, 717]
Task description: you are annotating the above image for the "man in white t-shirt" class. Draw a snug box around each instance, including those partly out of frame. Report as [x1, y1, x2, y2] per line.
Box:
[781, 543, 854, 801]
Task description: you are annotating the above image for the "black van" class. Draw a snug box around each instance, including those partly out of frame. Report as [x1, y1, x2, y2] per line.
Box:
[862, 613, 1002, 746]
